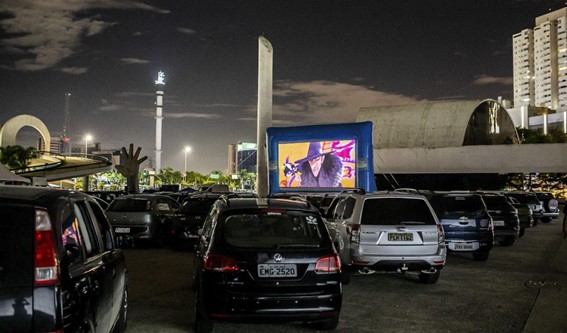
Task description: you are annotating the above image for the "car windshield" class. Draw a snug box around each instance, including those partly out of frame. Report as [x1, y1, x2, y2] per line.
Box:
[506, 193, 541, 205]
[108, 198, 150, 212]
[221, 211, 326, 249]
[361, 198, 436, 225]
[430, 195, 484, 215]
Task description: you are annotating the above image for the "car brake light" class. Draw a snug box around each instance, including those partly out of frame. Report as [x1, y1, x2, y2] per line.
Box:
[34, 209, 59, 286]
[437, 224, 445, 243]
[315, 254, 341, 273]
[203, 253, 239, 272]
[347, 224, 360, 243]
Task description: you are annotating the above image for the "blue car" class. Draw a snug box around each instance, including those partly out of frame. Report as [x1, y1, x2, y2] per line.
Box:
[429, 192, 494, 261]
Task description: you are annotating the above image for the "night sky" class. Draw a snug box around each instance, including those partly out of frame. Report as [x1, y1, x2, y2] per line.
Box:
[0, 0, 564, 173]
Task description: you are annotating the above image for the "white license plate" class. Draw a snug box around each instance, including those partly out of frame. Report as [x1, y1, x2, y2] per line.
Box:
[115, 227, 131, 233]
[493, 220, 505, 226]
[454, 243, 474, 250]
[258, 264, 297, 278]
[388, 233, 413, 241]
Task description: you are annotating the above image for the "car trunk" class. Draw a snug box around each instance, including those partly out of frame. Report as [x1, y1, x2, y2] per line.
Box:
[358, 225, 440, 255]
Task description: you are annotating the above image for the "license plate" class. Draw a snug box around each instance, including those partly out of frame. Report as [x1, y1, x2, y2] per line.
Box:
[115, 227, 130, 233]
[388, 233, 413, 241]
[258, 264, 297, 278]
[493, 220, 505, 226]
[454, 243, 474, 250]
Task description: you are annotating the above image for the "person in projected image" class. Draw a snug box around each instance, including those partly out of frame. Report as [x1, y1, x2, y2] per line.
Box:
[295, 141, 343, 188]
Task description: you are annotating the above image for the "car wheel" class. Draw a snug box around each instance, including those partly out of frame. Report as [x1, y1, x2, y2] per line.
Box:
[418, 268, 440, 284]
[194, 289, 213, 333]
[472, 252, 490, 261]
[113, 286, 128, 333]
[310, 316, 339, 330]
[519, 227, 525, 238]
[498, 236, 516, 246]
[540, 217, 552, 223]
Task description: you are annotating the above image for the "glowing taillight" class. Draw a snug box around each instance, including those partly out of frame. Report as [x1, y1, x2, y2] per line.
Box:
[203, 253, 239, 272]
[315, 254, 341, 273]
[347, 224, 360, 243]
[34, 209, 58, 286]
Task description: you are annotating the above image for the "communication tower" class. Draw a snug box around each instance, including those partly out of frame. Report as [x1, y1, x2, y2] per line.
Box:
[61, 92, 72, 154]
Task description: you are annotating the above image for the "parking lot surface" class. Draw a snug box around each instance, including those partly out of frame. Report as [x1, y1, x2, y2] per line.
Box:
[124, 209, 567, 333]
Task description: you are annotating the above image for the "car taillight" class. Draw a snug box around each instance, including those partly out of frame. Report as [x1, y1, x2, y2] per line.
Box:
[34, 209, 58, 286]
[347, 224, 360, 243]
[203, 253, 239, 272]
[315, 254, 341, 273]
[437, 224, 445, 243]
[479, 218, 492, 230]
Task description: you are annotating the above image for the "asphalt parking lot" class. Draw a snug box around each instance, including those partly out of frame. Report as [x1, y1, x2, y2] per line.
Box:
[124, 209, 566, 333]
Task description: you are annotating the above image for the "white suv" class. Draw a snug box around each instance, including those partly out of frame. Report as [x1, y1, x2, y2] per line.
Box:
[323, 189, 446, 284]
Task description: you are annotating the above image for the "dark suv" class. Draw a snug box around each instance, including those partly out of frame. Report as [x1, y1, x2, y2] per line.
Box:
[194, 196, 342, 332]
[480, 193, 520, 246]
[0, 186, 128, 332]
[429, 192, 494, 261]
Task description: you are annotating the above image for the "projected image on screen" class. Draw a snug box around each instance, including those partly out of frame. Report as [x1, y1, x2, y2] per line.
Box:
[278, 140, 356, 188]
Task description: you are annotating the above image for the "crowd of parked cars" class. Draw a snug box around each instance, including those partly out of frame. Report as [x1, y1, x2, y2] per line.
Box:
[0, 183, 561, 332]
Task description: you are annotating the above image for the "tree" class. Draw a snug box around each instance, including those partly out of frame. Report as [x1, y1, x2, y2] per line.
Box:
[0, 145, 39, 169]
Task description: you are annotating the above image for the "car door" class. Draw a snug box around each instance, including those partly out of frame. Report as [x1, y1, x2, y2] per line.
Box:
[70, 199, 112, 333]
[87, 199, 127, 330]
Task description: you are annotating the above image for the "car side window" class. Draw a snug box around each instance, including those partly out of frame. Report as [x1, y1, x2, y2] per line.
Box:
[73, 201, 101, 258]
[333, 197, 349, 219]
[88, 201, 114, 251]
[61, 202, 84, 265]
[201, 204, 218, 241]
[342, 197, 357, 219]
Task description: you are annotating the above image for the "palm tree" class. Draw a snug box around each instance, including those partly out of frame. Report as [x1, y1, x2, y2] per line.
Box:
[0, 145, 39, 170]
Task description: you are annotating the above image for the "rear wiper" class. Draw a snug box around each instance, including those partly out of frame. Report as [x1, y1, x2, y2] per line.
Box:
[399, 221, 426, 225]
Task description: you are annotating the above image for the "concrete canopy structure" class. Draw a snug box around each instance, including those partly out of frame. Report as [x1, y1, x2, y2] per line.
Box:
[0, 114, 51, 151]
[358, 99, 520, 149]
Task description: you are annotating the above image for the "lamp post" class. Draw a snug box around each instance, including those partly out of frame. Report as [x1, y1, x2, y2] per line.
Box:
[84, 134, 92, 157]
[184, 146, 192, 182]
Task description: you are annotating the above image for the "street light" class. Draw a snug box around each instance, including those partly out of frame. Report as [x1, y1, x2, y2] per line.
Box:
[84, 134, 92, 157]
[184, 146, 192, 181]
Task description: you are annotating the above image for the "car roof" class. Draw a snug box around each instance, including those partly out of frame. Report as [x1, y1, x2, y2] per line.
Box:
[219, 197, 318, 212]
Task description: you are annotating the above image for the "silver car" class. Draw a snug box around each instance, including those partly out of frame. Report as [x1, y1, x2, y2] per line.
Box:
[324, 190, 446, 284]
[106, 193, 180, 247]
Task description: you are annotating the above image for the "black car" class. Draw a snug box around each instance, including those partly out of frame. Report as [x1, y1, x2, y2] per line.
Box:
[194, 196, 342, 333]
[532, 191, 560, 223]
[480, 193, 520, 246]
[0, 186, 128, 332]
[505, 191, 545, 224]
[171, 194, 220, 249]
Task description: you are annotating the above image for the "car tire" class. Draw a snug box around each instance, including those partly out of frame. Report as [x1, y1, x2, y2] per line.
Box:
[472, 252, 490, 261]
[418, 268, 440, 284]
[498, 236, 516, 246]
[310, 316, 339, 330]
[519, 227, 525, 238]
[113, 286, 128, 333]
[194, 290, 213, 333]
[540, 217, 552, 223]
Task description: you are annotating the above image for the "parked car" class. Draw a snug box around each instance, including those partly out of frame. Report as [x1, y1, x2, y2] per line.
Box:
[429, 192, 494, 261]
[504, 191, 544, 224]
[505, 196, 534, 237]
[171, 191, 248, 249]
[532, 191, 560, 223]
[0, 186, 128, 332]
[106, 193, 180, 247]
[323, 189, 446, 284]
[479, 192, 520, 246]
[194, 196, 342, 332]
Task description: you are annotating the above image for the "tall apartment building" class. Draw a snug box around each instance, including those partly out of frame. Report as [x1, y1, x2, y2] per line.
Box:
[513, 7, 567, 109]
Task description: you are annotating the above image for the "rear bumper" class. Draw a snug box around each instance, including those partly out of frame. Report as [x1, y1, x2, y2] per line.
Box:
[541, 211, 560, 219]
[349, 250, 446, 272]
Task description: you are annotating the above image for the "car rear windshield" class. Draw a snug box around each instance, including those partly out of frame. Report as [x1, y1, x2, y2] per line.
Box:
[361, 198, 437, 225]
[481, 195, 509, 209]
[107, 198, 150, 212]
[430, 195, 485, 215]
[506, 193, 541, 205]
[179, 198, 215, 214]
[221, 211, 327, 249]
[0, 204, 35, 286]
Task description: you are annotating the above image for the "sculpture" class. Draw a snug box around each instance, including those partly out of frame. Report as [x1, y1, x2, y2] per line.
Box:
[115, 143, 148, 194]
